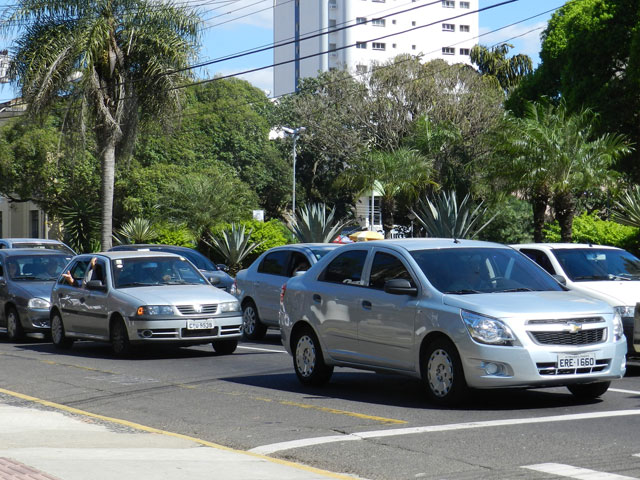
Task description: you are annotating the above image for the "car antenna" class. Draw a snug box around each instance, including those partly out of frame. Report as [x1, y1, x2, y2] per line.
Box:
[453, 237, 460, 244]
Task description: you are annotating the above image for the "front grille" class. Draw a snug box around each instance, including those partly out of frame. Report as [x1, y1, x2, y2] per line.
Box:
[176, 304, 218, 315]
[527, 317, 603, 325]
[530, 328, 605, 346]
[220, 325, 242, 336]
[537, 359, 610, 376]
[181, 327, 218, 338]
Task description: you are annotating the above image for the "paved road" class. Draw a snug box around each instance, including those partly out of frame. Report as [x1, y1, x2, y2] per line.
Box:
[1, 331, 640, 480]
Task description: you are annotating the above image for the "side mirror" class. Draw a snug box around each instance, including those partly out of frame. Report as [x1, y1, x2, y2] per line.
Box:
[86, 279, 107, 291]
[384, 279, 418, 296]
[208, 275, 221, 285]
[217, 264, 229, 273]
[552, 274, 567, 286]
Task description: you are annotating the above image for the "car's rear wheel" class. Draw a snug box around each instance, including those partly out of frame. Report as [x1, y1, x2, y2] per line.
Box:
[51, 311, 74, 350]
[422, 338, 468, 406]
[212, 338, 238, 355]
[111, 319, 131, 356]
[293, 326, 333, 386]
[242, 301, 267, 340]
[6, 307, 24, 341]
[567, 381, 610, 400]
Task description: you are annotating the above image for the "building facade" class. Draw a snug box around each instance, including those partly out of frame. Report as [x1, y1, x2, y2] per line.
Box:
[273, 0, 479, 96]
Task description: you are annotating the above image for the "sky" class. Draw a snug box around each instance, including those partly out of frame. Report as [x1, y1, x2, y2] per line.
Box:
[0, 0, 568, 101]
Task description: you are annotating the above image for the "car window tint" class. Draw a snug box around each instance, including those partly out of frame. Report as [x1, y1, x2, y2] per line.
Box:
[289, 252, 311, 276]
[520, 249, 556, 275]
[258, 251, 289, 276]
[320, 250, 367, 285]
[552, 248, 640, 281]
[369, 252, 415, 290]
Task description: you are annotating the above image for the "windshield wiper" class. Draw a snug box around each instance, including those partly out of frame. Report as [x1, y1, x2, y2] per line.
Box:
[444, 289, 482, 295]
[494, 287, 534, 293]
[572, 275, 610, 281]
[608, 273, 633, 281]
[117, 282, 154, 288]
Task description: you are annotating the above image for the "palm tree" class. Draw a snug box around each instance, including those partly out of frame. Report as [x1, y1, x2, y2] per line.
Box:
[612, 186, 640, 228]
[470, 43, 532, 93]
[491, 99, 631, 242]
[3, 0, 200, 250]
[338, 148, 434, 237]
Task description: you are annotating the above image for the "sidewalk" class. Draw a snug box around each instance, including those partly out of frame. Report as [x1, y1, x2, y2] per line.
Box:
[0, 394, 363, 480]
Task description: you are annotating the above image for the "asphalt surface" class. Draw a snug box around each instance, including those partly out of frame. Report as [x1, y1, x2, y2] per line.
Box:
[2, 332, 640, 480]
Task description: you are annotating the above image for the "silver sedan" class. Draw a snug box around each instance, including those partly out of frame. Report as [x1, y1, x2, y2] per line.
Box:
[50, 251, 242, 356]
[279, 239, 627, 406]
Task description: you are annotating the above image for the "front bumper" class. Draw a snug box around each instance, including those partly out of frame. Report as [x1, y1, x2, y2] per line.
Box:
[460, 338, 627, 389]
[20, 306, 51, 331]
[125, 314, 243, 343]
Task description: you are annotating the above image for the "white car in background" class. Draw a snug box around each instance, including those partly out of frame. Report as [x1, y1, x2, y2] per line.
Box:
[513, 243, 640, 357]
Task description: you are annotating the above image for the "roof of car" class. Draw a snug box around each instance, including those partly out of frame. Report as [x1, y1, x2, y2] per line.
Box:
[0, 248, 73, 257]
[336, 238, 505, 251]
[512, 243, 621, 251]
[80, 251, 183, 260]
[0, 238, 68, 244]
[109, 244, 194, 251]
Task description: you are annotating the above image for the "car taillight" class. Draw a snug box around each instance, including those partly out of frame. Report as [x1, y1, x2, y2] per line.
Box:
[280, 283, 287, 305]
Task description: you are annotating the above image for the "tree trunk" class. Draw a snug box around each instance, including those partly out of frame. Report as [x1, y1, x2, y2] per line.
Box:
[531, 191, 549, 243]
[100, 136, 117, 251]
[554, 191, 576, 242]
[381, 196, 395, 238]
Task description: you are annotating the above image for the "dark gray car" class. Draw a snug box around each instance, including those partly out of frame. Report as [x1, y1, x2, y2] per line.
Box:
[235, 244, 341, 339]
[0, 249, 73, 340]
[0, 238, 76, 255]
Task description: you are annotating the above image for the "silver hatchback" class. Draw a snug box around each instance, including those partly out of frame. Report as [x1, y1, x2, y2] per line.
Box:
[50, 251, 242, 356]
[279, 239, 627, 405]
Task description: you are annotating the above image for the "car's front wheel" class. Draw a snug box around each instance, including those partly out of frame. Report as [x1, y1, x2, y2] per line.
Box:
[567, 381, 610, 400]
[6, 307, 24, 341]
[212, 338, 238, 355]
[242, 300, 267, 340]
[111, 319, 131, 356]
[51, 311, 74, 350]
[422, 338, 468, 406]
[293, 326, 333, 386]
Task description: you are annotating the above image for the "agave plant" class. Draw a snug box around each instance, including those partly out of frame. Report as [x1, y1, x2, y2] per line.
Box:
[114, 217, 157, 245]
[612, 186, 640, 228]
[59, 198, 101, 254]
[205, 223, 262, 275]
[410, 191, 494, 239]
[286, 203, 351, 243]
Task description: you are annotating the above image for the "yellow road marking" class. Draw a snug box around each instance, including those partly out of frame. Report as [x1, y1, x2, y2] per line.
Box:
[0, 387, 358, 480]
[279, 400, 407, 425]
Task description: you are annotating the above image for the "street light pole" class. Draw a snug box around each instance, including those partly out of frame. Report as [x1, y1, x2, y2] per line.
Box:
[282, 126, 306, 215]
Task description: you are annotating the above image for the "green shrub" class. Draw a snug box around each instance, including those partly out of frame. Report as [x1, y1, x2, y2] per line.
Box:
[152, 222, 196, 247]
[211, 219, 293, 265]
[478, 196, 534, 244]
[543, 211, 639, 252]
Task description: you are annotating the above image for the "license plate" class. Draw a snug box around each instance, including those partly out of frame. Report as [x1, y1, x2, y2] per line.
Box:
[187, 319, 214, 330]
[557, 353, 596, 369]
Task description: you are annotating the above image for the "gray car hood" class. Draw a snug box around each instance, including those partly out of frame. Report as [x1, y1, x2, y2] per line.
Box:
[118, 284, 237, 305]
[12, 280, 56, 300]
[443, 290, 612, 320]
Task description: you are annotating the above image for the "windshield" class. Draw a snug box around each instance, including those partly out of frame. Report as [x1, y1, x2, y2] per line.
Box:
[410, 247, 563, 294]
[12, 242, 74, 255]
[5, 255, 71, 281]
[112, 256, 209, 288]
[552, 248, 640, 281]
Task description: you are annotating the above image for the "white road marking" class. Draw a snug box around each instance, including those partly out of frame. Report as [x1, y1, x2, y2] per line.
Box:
[250, 409, 640, 455]
[523, 463, 638, 479]
[237, 345, 287, 353]
[609, 388, 640, 395]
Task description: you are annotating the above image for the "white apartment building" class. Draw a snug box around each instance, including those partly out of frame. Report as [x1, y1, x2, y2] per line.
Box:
[273, 0, 479, 97]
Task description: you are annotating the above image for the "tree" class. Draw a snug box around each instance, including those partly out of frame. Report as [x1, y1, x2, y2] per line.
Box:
[490, 100, 631, 242]
[4, 0, 200, 249]
[470, 43, 532, 93]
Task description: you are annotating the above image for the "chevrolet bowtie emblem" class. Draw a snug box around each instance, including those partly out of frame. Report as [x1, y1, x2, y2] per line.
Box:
[567, 322, 583, 333]
[194, 304, 203, 313]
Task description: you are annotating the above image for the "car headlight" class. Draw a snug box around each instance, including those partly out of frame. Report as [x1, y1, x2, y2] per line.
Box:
[612, 311, 624, 342]
[461, 310, 519, 346]
[218, 301, 241, 313]
[137, 305, 174, 316]
[614, 305, 635, 318]
[28, 298, 50, 309]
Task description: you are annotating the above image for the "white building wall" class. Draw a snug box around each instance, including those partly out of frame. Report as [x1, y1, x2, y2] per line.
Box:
[274, 0, 479, 96]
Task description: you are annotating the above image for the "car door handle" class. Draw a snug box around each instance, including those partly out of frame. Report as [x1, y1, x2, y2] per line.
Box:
[59, 294, 69, 300]
[312, 294, 322, 303]
[80, 297, 86, 304]
[362, 300, 372, 310]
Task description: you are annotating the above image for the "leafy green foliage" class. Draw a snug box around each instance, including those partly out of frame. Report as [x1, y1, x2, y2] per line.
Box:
[411, 191, 494, 239]
[479, 196, 534, 244]
[114, 218, 157, 245]
[470, 43, 533, 93]
[286, 203, 352, 243]
[206, 224, 263, 275]
[59, 198, 101, 254]
[612, 185, 640, 228]
[213, 219, 293, 265]
[543, 211, 639, 251]
[152, 222, 195, 247]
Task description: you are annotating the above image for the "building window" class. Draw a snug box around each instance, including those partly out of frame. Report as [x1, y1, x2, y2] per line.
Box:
[412, 45, 416, 50]
[392, 19, 396, 24]
[372, 42, 386, 50]
[329, 0, 337, 9]
[30, 210, 39, 238]
[356, 17, 366, 24]
[372, 0, 386, 2]
[442, 0, 455, 7]
[460, 1, 470, 7]
[459, 25, 470, 32]
[329, 43, 337, 52]
[442, 23, 455, 32]
[392, 43, 397, 48]
[442, 47, 455, 55]
[329, 19, 337, 29]
[356, 42, 367, 49]
[356, 65, 368, 74]
[412, 21, 416, 26]
[460, 48, 470, 55]
[371, 18, 385, 27]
